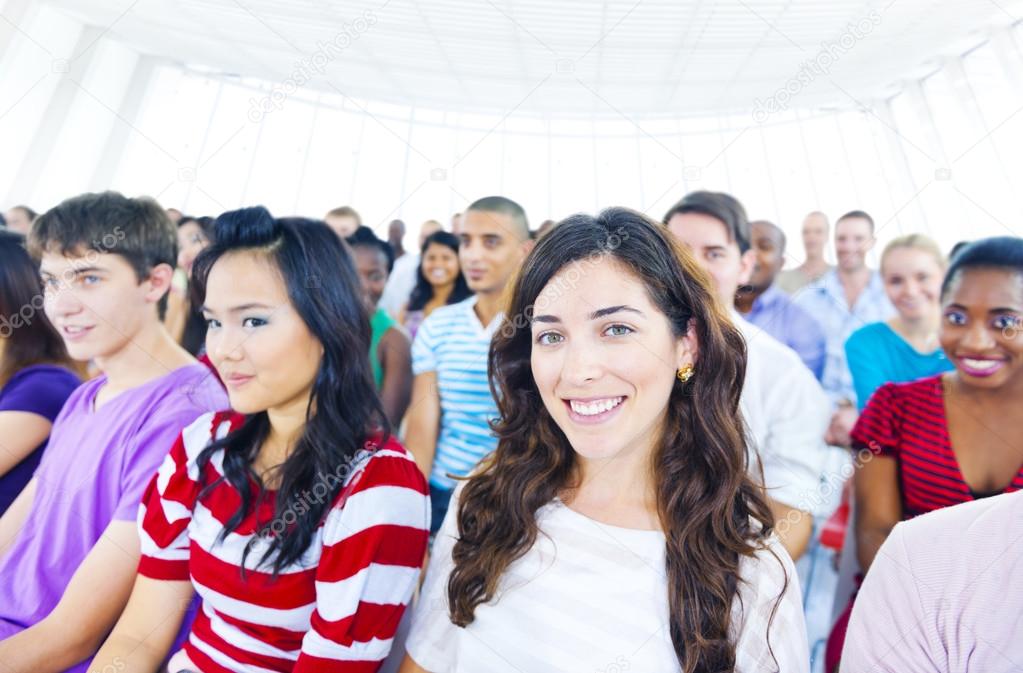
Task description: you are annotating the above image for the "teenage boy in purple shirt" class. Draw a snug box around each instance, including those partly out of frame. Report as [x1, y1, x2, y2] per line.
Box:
[0, 192, 228, 672]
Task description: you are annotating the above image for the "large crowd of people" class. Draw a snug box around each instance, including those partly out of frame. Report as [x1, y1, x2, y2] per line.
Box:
[0, 188, 1019, 673]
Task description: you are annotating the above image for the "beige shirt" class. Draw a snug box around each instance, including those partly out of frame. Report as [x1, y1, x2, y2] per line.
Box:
[777, 264, 834, 295]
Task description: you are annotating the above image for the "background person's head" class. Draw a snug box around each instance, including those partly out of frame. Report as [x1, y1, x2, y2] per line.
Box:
[191, 206, 386, 574]
[418, 219, 443, 248]
[939, 236, 1023, 392]
[5, 205, 37, 235]
[801, 211, 830, 261]
[451, 207, 774, 672]
[177, 215, 215, 275]
[451, 212, 463, 235]
[165, 207, 183, 224]
[880, 234, 946, 323]
[747, 220, 786, 292]
[324, 205, 361, 239]
[387, 218, 406, 248]
[834, 210, 875, 273]
[30, 191, 176, 363]
[663, 190, 755, 307]
[0, 230, 74, 386]
[407, 231, 471, 312]
[460, 196, 532, 296]
[346, 226, 394, 312]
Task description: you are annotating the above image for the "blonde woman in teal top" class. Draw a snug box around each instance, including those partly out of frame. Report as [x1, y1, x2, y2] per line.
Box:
[347, 226, 413, 425]
[845, 234, 953, 410]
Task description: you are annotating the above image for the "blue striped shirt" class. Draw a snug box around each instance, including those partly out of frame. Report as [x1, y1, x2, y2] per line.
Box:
[411, 296, 502, 490]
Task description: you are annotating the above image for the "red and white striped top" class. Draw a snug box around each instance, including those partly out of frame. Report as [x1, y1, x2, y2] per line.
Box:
[137, 411, 430, 673]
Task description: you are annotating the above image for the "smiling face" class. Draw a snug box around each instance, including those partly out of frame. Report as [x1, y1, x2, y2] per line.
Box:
[202, 251, 323, 415]
[882, 247, 944, 322]
[530, 257, 696, 463]
[40, 249, 169, 362]
[666, 212, 754, 307]
[940, 267, 1023, 390]
[459, 209, 527, 295]
[421, 241, 459, 288]
[834, 216, 873, 272]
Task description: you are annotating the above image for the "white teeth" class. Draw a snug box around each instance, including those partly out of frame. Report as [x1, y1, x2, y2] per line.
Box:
[570, 396, 623, 416]
[964, 358, 1000, 370]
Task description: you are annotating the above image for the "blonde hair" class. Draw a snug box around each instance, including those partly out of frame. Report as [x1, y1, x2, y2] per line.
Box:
[881, 234, 946, 274]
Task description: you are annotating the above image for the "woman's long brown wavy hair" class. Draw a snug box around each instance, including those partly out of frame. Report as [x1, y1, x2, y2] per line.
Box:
[447, 207, 783, 672]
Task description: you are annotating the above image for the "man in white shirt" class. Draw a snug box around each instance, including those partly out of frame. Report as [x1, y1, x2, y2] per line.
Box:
[791, 210, 894, 446]
[665, 191, 833, 560]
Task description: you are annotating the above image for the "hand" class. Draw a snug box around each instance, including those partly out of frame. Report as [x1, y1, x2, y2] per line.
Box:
[825, 404, 858, 447]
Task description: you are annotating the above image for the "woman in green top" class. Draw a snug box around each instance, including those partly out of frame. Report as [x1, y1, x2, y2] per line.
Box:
[346, 226, 413, 426]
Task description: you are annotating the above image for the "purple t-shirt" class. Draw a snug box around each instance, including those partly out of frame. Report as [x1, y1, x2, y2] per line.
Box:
[0, 363, 227, 671]
[0, 365, 81, 514]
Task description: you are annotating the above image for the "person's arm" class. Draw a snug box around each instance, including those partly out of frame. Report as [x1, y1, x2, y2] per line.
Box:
[853, 454, 902, 572]
[768, 499, 813, 560]
[88, 576, 193, 673]
[404, 372, 440, 480]
[732, 540, 810, 673]
[0, 520, 141, 673]
[399, 657, 431, 673]
[401, 483, 464, 673]
[842, 523, 940, 671]
[293, 450, 429, 672]
[755, 346, 831, 560]
[0, 477, 35, 559]
[379, 328, 413, 427]
[0, 412, 53, 478]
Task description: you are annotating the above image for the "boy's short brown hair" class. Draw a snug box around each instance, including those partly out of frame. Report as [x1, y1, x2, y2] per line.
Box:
[29, 191, 177, 318]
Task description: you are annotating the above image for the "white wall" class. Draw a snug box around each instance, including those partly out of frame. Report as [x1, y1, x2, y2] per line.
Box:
[2, 6, 1022, 266]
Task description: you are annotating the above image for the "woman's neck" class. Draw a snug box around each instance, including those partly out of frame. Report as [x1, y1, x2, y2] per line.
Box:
[96, 321, 194, 391]
[889, 311, 940, 352]
[429, 282, 454, 307]
[473, 291, 506, 328]
[564, 445, 660, 530]
[259, 396, 311, 485]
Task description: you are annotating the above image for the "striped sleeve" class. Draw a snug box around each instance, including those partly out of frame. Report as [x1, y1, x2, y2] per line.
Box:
[850, 383, 901, 457]
[411, 314, 438, 375]
[294, 442, 430, 672]
[136, 412, 217, 580]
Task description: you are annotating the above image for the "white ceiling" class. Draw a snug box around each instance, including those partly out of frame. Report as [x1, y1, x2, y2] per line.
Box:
[43, 0, 1023, 118]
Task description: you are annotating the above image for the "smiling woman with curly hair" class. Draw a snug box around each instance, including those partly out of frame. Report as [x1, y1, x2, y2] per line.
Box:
[400, 207, 809, 673]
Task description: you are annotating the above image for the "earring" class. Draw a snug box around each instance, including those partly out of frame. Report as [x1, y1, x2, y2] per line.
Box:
[676, 363, 694, 383]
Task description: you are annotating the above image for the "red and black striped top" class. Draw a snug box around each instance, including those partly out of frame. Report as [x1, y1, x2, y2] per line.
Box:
[852, 374, 1023, 518]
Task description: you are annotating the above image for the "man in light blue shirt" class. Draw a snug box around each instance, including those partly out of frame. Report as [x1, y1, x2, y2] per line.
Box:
[792, 210, 894, 445]
[404, 196, 533, 533]
[736, 219, 826, 380]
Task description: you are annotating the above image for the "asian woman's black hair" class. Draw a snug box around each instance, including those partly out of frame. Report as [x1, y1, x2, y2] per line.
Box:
[190, 206, 388, 574]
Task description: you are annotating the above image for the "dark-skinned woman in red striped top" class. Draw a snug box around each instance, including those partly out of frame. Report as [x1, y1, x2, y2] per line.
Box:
[827, 236, 1023, 671]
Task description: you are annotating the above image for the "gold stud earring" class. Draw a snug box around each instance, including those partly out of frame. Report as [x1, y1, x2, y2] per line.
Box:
[676, 363, 694, 383]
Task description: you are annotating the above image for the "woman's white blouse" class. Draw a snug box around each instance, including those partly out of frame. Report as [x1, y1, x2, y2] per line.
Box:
[406, 488, 810, 673]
